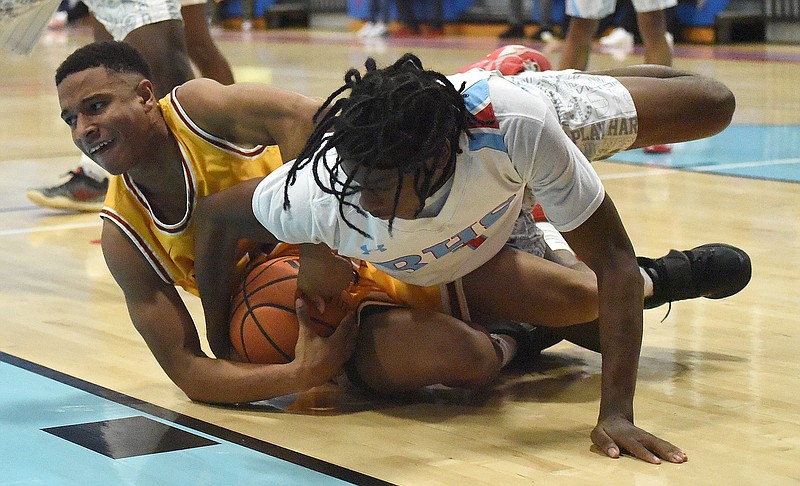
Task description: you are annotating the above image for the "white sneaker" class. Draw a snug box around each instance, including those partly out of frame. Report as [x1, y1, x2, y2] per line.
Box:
[357, 22, 376, 38]
[599, 27, 634, 48]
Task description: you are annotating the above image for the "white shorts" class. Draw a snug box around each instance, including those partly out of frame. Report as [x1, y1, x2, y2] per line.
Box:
[507, 69, 639, 161]
[566, 0, 677, 19]
[0, 0, 61, 54]
[82, 0, 182, 40]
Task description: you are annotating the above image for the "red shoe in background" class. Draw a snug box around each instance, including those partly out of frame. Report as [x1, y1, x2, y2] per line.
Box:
[459, 45, 552, 75]
[643, 144, 672, 154]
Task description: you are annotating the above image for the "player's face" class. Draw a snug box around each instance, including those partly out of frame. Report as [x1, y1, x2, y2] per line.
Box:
[57, 67, 154, 175]
[351, 167, 420, 221]
[342, 155, 449, 221]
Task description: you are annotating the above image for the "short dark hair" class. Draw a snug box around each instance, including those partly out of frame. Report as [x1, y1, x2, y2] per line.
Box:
[284, 54, 478, 236]
[55, 41, 152, 86]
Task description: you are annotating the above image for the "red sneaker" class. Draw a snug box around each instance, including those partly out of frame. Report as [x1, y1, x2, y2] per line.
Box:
[643, 144, 672, 154]
[459, 45, 552, 75]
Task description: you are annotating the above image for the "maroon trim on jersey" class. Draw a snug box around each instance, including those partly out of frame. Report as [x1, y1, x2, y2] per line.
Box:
[168, 87, 267, 158]
[120, 153, 194, 235]
[100, 208, 174, 285]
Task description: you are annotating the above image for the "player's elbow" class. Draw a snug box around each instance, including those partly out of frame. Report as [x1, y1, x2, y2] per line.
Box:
[179, 376, 237, 405]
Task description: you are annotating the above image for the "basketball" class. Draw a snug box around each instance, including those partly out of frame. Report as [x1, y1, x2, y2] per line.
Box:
[229, 256, 349, 364]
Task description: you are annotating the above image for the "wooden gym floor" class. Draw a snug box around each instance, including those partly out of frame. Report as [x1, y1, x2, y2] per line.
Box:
[0, 22, 799, 485]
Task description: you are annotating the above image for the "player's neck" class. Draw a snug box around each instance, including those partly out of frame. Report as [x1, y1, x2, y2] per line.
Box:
[126, 128, 186, 220]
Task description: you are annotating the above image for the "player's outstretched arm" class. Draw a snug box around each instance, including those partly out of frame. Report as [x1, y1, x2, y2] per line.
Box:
[194, 178, 279, 359]
[102, 221, 341, 403]
[562, 194, 687, 464]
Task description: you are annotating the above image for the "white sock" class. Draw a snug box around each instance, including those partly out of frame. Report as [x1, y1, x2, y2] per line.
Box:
[490, 333, 518, 369]
[640, 266, 654, 298]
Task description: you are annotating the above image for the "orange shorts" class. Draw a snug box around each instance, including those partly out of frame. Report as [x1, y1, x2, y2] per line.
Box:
[265, 243, 471, 321]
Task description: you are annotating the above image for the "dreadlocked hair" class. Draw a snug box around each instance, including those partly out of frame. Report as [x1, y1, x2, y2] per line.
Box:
[284, 53, 479, 237]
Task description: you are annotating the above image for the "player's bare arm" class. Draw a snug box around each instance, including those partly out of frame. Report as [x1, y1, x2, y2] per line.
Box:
[175, 78, 322, 161]
[562, 195, 687, 464]
[193, 178, 280, 358]
[102, 220, 350, 403]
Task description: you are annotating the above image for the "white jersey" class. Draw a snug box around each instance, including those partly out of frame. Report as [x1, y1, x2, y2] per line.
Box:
[253, 70, 633, 287]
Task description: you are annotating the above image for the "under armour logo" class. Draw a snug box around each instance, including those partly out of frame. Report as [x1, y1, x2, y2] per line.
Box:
[361, 244, 386, 255]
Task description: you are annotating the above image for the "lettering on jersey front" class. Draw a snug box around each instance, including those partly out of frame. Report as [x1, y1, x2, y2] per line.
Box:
[373, 195, 516, 273]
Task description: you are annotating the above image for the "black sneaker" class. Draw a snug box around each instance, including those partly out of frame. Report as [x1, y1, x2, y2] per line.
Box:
[486, 321, 562, 368]
[499, 24, 526, 39]
[26, 167, 109, 212]
[638, 243, 752, 310]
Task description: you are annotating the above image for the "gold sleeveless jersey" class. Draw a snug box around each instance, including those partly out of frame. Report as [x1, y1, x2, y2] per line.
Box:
[99, 87, 283, 296]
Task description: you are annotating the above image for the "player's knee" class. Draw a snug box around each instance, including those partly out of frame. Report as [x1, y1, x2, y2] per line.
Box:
[697, 77, 736, 136]
[452, 344, 502, 389]
[351, 314, 501, 393]
[561, 273, 599, 322]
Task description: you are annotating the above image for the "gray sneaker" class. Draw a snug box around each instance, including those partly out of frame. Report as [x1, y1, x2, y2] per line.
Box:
[26, 167, 108, 212]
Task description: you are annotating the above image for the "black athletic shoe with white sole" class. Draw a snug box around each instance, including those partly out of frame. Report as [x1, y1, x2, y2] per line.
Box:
[638, 243, 752, 310]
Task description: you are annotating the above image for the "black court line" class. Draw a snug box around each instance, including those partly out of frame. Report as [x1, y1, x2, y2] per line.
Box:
[1, 351, 393, 486]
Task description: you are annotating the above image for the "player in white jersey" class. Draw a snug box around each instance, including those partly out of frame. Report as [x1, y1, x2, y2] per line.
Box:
[194, 54, 751, 465]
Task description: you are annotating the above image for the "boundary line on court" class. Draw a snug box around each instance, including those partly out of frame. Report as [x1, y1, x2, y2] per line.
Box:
[0, 351, 393, 486]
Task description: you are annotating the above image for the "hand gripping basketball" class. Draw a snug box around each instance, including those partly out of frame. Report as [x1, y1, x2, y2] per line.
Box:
[229, 256, 352, 364]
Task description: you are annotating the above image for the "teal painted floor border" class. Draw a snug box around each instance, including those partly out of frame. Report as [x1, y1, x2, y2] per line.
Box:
[610, 125, 800, 183]
[0, 352, 389, 486]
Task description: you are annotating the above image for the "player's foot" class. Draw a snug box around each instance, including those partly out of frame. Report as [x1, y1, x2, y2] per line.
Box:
[26, 167, 108, 212]
[357, 21, 376, 37]
[638, 244, 752, 310]
[498, 24, 526, 39]
[358, 21, 388, 38]
[459, 45, 552, 75]
[487, 321, 562, 368]
[599, 27, 634, 48]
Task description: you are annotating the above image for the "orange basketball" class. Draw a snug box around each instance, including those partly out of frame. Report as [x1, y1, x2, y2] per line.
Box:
[229, 256, 349, 364]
